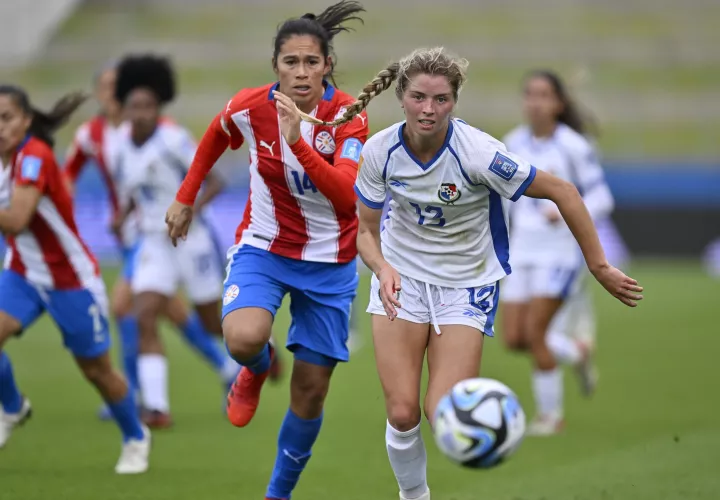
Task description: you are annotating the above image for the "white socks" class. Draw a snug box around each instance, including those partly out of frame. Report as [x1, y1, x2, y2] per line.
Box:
[138, 354, 169, 412]
[546, 331, 582, 365]
[386, 421, 429, 499]
[532, 368, 563, 417]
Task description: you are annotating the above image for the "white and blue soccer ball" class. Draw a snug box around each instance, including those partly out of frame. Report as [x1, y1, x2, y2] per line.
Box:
[433, 378, 526, 468]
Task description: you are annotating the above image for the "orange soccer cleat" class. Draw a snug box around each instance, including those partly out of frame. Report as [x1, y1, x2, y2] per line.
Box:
[226, 344, 275, 427]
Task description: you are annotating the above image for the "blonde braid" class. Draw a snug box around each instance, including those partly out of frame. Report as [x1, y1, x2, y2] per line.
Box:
[298, 62, 400, 127]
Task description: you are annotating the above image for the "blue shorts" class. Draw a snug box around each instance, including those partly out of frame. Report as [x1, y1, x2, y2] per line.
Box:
[222, 246, 358, 365]
[121, 242, 141, 282]
[0, 270, 111, 359]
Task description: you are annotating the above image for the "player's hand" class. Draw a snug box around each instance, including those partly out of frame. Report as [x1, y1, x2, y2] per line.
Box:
[377, 264, 402, 320]
[591, 263, 644, 307]
[165, 200, 193, 247]
[273, 90, 301, 146]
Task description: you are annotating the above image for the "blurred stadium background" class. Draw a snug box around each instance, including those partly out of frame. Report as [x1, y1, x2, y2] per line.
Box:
[1, 1, 718, 499]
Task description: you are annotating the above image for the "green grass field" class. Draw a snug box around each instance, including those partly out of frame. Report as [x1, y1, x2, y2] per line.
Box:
[1, 261, 718, 499]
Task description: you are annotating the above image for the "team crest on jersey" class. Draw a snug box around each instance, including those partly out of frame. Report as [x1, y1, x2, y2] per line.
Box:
[223, 284, 240, 306]
[314, 131, 336, 155]
[438, 183, 461, 204]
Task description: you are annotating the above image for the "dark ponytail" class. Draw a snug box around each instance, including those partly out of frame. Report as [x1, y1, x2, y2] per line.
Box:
[273, 1, 365, 86]
[0, 85, 87, 147]
[526, 70, 598, 137]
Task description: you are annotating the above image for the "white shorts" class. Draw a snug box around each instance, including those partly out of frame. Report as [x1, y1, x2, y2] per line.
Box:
[367, 273, 500, 336]
[500, 263, 585, 303]
[131, 226, 223, 304]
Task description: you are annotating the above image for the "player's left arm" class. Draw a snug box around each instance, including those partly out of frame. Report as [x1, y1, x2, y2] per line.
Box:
[0, 155, 48, 235]
[276, 92, 369, 214]
[476, 141, 642, 307]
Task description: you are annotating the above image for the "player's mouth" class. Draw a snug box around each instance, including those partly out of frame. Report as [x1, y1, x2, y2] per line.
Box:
[293, 85, 312, 96]
[418, 119, 435, 130]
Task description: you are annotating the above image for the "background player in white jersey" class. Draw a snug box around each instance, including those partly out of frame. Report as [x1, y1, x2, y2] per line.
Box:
[111, 54, 233, 428]
[340, 47, 643, 500]
[64, 61, 242, 423]
[501, 70, 616, 436]
[0, 85, 150, 473]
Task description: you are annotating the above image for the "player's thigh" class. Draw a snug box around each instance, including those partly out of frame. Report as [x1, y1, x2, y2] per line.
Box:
[372, 315, 430, 429]
[45, 279, 112, 359]
[131, 237, 180, 299]
[425, 323, 485, 424]
[221, 246, 288, 350]
[0, 271, 45, 347]
[110, 278, 134, 318]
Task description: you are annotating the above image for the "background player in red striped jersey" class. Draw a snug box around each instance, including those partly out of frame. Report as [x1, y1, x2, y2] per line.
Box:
[165, 2, 370, 498]
[64, 61, 246, 423]
[0, 85, 150, 473]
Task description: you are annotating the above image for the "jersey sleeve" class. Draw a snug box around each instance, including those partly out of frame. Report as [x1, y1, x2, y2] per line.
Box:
[175, 94, 245, 205]
[472, 138, 536, 202]
[15, 150, 53, 193]
[289, 108, 369, 214]
[353, 136, 386, 209]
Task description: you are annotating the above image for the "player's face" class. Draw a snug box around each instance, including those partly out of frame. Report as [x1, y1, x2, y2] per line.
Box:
[523, 76, 563, 127]
[0, 95, 31, 155]
[401, 73, 456, 138]
[125, 88, 160, 140]
[95, 68, 121, 118]
[273, 35, 330, 112]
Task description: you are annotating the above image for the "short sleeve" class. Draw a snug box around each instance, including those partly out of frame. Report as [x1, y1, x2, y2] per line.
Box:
[15, 153, 51, 193]
[474, 139, 536, 202]
[353, 139, 386, 209]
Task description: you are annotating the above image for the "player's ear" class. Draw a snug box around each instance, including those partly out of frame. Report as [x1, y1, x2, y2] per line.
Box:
[324, 56, 333, 77]
[271, 57, 279, 76]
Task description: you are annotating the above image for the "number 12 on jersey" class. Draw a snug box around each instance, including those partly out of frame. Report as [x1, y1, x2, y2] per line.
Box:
[409, 202, 445, 227]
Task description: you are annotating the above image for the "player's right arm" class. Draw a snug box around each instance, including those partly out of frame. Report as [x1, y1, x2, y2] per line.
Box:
[166, 95, 245, 246]
[354, 138, 402, 318]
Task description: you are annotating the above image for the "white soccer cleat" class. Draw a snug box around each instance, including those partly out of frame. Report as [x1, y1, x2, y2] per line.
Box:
[115, 424, 151, 474]
[527, 413, 564, 437]
[400, 489, 430, 500]
[0, 398, 32, 448]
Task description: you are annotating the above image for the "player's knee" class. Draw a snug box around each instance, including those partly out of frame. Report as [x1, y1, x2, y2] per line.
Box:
[504, 334, 528, 352]
[387, 402, 422, 432]
[223, 318, 270, 360]
[291, 375, 329, 417]
[79, 358, 113, 387]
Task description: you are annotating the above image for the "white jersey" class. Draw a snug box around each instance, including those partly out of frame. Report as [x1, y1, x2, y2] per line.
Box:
[117, 122, 205, 236]
[503, 124, 614, 267]
[355, 119, 536, 289]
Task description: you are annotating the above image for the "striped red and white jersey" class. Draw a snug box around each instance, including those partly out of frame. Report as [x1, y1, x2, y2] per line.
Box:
[63, 115, 138, 247]
[3, 136, 101, 289]
[179, 82, 368, 264]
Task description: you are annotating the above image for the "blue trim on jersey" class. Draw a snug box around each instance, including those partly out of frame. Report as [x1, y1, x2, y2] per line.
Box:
[510, 165, 537, 202]
[448, 145, 474, 186]
[354, 185, 385, 209]
[488, 190, 511, 274]
[17, 134, 31, 152]
[398, 121, 454, 171]
[322, 82, 336, 101]
[382, 141, 403, 180]
[267, 82, 280, 100]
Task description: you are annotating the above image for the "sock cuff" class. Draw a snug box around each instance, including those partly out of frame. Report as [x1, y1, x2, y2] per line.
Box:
[387, 419, 422, 439]
[117, 315, 137, 327]
[287, 408, 324, 428]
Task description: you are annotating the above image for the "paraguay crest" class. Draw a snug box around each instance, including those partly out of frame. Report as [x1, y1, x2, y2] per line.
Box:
[314, 130, 336, 155]
[438, 183, 461, 204]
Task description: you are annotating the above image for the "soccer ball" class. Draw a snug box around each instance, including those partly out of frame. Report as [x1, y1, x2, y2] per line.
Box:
[433, 378, 526, 468]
